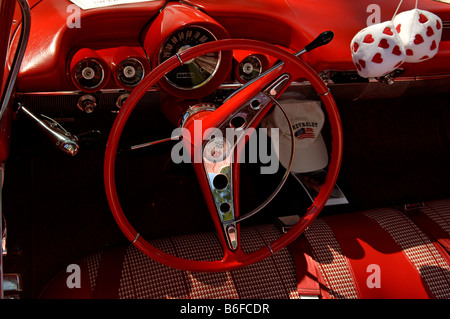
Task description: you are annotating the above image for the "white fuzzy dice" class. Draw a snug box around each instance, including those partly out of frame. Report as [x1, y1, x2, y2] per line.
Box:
[393, 9, 443, 63]
[351, 21, 406, 78]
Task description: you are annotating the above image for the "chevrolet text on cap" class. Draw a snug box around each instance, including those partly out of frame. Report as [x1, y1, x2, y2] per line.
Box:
[261, 100, 329, 173]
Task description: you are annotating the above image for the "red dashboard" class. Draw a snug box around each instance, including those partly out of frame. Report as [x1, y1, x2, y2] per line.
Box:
[12, 0, 450, 96]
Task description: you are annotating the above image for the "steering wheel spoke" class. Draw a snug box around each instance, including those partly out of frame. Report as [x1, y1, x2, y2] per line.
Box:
[189, 91, 277, 248]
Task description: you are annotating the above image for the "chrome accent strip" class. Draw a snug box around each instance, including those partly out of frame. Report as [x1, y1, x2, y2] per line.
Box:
[15, 73, 450, 97]
[318, 88, 331, 96]
[416, 74, 450, 81]
[0, 0, 30, 122]
[132, 233, 140, 243]
[217, 83, 243, 90]
[267, 244, 274, 255]
[317, 69, 450, 83]
[294, 49, 307, 57]
[265, 74, 291, 96]
[130, 135, 181, 151]
[175, 53, 184, 66]
[17, 87, 160, 96]
[18, 90, 86, 96]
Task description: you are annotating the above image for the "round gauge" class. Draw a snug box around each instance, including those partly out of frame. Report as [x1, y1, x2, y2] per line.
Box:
[238, 55, 263, 82]
[204, 137, 231, 163]
[159, 26, 220, 90]
[73, 58, 105, 89]
[116, 58, 145, 87]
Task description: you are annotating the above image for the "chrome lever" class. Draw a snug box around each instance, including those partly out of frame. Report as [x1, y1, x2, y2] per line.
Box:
[17, 103, 79, 156]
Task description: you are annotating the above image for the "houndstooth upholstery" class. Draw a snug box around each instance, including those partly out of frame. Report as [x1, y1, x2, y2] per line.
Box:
[302, 219, 359, 299]
[365, 208, 450, 299]
[85, 224, 300, 299]
[40, 200, 450, 299]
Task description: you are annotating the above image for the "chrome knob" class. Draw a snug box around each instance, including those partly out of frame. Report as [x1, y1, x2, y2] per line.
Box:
[77, 95, 97, 113]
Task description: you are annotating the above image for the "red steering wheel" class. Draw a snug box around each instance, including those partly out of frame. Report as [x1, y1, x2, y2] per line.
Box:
[104, 39, 343, 272]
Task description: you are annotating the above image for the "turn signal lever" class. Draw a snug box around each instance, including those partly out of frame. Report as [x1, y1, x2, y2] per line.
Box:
[17, 103, 79, 156]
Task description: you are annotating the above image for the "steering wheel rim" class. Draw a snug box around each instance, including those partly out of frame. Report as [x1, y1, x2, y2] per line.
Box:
[104, 38, 343, 272]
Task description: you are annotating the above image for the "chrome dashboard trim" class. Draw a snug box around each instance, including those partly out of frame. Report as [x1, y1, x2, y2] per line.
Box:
[14, 73, 450, 97]
[17, 87, 161, 96]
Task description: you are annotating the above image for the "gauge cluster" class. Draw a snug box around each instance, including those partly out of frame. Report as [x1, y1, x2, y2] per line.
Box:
[69, 47, 149, 92]
[67, 3, 278, 97]
[68, 41, 277, 96]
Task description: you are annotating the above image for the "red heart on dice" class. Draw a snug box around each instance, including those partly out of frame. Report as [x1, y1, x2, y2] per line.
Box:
[383, 27, 394, 36]
[379, 39, 390, 49]
[364, 34, 375, 43]
[392, 46, 402, 56]
[414, 34, 424, 45]
[430, 40, 437, 50]
[372, 53, 383, 64]
[419, 14, 428, 24]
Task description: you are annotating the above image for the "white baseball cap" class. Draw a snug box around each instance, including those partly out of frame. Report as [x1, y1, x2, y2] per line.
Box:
[260, 99, 329, 173]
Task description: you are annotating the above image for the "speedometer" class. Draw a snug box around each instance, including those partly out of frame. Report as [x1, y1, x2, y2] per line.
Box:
[159, 26, 220, 90]
[73, 58, 104, 90]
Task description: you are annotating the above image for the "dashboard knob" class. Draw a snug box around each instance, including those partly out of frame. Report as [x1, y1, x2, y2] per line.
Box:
[77, 95, 97, 113]
[116, 93, 130, 109]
